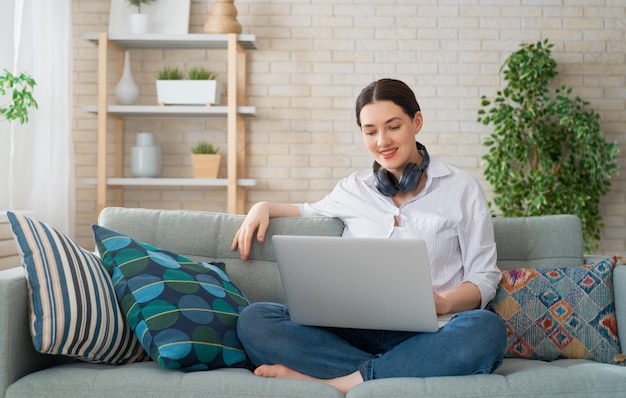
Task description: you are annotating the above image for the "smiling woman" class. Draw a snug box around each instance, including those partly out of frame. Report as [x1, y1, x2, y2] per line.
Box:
[231, 78, 506, 394]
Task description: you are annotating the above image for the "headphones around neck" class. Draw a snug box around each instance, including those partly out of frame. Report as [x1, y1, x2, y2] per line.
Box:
[373, 141, 430, 197]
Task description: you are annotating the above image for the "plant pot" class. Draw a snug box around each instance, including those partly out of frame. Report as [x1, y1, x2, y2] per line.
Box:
[156, 80, 222, 106]
[129, 13, 150, 34]
[191, 154, 221, 178]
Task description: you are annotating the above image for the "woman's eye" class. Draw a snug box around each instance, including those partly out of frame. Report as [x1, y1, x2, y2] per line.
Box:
[389, 125, 400, 131]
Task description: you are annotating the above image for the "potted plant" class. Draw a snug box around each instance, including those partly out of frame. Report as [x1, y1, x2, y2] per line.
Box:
[127, 0, 157, 34]
[156, 66, 222, 106]
[191, 141, 221, 178]
[0, 69, 38, 124]
[478, 39, 618, 252]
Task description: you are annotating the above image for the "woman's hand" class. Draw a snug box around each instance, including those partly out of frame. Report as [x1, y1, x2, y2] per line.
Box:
[231, 202, 301, 261]
[231, 202, 271, 261]
[433, 282, 482, 315]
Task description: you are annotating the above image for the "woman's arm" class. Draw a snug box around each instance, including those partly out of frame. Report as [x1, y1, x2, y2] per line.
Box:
[231, 201, 301, 260]
[434, 281, 482, 315]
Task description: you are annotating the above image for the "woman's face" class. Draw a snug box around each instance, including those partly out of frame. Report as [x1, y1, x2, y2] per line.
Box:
[359, 100, 423, 176]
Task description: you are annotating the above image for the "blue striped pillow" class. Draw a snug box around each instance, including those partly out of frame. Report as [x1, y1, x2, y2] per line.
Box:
[7, 211, 146, 364]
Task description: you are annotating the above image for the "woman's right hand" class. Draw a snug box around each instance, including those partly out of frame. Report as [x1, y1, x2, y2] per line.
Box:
[231, 202, 271, 261]
[231, 202, 302, 261]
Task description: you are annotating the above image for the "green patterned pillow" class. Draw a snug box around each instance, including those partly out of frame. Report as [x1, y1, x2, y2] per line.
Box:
[92, 225, 251, 371]
[487, 257, 621, 364]
[7, 212, 146, 364]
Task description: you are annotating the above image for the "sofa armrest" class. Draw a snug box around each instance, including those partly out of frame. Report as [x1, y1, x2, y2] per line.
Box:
[0, 268, 70, 397]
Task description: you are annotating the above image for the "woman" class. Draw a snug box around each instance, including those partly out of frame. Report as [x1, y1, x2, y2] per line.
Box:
[231, 78, 507, 393]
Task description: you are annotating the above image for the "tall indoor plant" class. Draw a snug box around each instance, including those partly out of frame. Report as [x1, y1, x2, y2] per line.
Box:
[478, 39, 618, 252]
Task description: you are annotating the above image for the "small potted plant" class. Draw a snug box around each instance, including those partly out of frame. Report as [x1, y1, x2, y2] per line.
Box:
[155, 66, 222, 106]
[191, 141, 221, 178]
[127, 0, 157, 34]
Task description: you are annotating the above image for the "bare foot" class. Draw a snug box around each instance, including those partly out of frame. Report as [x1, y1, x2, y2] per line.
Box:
[254, 364, 364, 394]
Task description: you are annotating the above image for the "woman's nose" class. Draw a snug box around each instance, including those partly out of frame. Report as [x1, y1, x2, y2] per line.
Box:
[377, 132, 391, 147]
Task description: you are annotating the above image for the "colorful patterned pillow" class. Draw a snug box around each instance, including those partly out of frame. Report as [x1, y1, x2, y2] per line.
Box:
[92, 225, 251, 371]
[6, 212, 146, 364]
[487, 257, 621, 364]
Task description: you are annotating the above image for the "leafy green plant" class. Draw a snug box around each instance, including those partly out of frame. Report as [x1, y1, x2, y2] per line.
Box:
[127, 0, 157, 13]
[478, 39, 618, 252]
[188, 67, 218, 81]
[0, 69, 38, 124]
[156, 66, 184, 80]
[191, 141, 220, 154]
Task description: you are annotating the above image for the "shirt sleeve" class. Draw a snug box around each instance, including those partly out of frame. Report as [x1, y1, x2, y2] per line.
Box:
[458, 192, 501, 309]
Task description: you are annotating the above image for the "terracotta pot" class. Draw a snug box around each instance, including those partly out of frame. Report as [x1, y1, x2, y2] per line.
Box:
[191, 154, 221, 178]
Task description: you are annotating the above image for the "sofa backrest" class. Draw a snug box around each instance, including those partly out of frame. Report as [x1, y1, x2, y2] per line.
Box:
[492, 214, 585, 270]
[98, 209, 586, 301]
[98, 207, 345, 303]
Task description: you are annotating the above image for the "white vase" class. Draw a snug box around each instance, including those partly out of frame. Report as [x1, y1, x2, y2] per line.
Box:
[131, 133, 161, 178]
[129, 13, 150, 34]
[115, 51, 139, 105]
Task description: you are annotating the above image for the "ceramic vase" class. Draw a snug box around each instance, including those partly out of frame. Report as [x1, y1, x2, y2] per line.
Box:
[131, 133, 161, 178]
[115, 51, 139, 105]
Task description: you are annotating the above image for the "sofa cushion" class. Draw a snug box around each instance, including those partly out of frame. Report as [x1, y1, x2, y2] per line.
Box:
[6, 211, 146, 364]
[488, 257, 621, 364]
[92, 225, 250, 371]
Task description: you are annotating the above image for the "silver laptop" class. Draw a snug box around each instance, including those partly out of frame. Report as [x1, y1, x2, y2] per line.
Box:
[272, 235, 452, 333]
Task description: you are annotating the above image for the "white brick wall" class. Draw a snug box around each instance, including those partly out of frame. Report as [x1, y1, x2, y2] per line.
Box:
[72, 0, 626, 254]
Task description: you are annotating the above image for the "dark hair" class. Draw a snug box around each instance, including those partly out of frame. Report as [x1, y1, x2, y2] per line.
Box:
[355, 79, 421, 127]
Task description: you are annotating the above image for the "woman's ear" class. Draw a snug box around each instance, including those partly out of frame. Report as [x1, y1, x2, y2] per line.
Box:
[413, 111, 423, 135]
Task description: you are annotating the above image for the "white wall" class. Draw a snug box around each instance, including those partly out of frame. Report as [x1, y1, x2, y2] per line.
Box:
[72, 0, 626, 253]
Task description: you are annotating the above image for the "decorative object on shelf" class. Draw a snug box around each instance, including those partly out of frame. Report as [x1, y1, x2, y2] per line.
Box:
[204, 0, 242, 34]
[109, 0, 191, 35]
[191, 141, 221, 178]
[155, 66, 222, 106]
[114, 52, 139, 105]
[131, 132, 161, 178]
[127, 0, 157, 34]
[478, 39, 619, 252]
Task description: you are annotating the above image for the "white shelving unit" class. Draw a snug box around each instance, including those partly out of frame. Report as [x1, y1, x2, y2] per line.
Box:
[83, 32, 256, 214]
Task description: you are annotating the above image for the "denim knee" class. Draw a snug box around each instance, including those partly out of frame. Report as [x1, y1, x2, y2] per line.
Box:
[464, 309, 507, 374]
[237, 302, 283, 346]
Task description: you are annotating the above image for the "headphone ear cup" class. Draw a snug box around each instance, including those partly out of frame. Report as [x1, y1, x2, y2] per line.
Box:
[375, 166, 399, 197]
[396, 162, 419, 194]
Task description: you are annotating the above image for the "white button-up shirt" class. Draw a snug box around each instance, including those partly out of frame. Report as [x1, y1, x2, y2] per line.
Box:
[295, 156, 501, 308]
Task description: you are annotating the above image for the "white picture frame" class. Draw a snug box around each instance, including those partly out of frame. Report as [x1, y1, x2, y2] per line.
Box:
[109, 0, 191, 35]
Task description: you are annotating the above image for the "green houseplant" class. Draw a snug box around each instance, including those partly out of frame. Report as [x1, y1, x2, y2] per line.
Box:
[156, 66, 221, 106]
[188, 67, 218, 81]
[190, 141, 221, 178]
[128, 0, 157, 14]
[156, 66, 184, 81]
[0, 69, 38, 124]
[478, 39, 618, 252]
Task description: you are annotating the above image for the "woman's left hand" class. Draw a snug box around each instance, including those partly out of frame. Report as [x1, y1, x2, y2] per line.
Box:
[433, 291, 452, 315]
[433, 282, 482, 315]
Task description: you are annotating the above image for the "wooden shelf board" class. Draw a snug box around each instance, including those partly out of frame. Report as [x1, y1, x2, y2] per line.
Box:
[82, 105, 255, 117]
[83, 33, 257, 50]
[80, 178, 256, 187]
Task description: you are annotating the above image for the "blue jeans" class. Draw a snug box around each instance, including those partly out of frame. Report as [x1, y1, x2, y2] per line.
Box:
[237, 302, 507, 381]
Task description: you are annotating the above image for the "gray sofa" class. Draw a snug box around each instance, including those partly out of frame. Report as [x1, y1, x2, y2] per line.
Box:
[1, 207, 625, 397]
